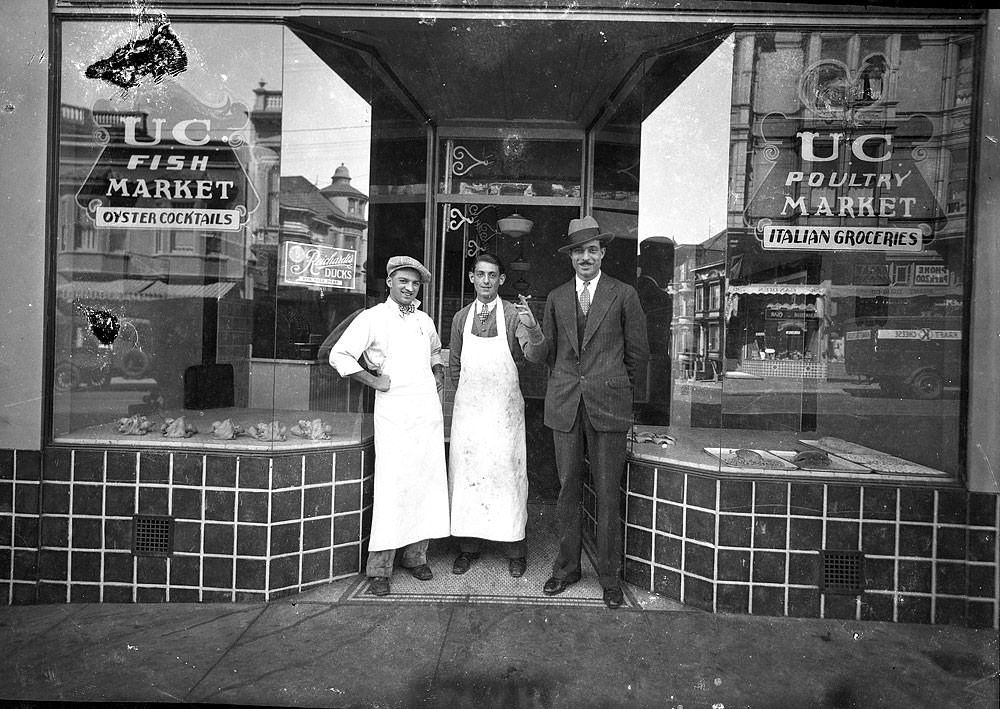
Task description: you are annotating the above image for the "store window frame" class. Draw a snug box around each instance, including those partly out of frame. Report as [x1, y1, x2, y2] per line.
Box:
[44, 9, 988, 481]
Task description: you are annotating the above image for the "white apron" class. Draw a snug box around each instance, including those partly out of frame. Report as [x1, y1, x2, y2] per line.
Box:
[369, 311, 450, 551]
[449, 302, 528, 541]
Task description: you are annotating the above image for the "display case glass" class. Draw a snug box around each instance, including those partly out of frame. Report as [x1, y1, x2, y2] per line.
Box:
[51, 22, 424, 450]
[628, 30, 975, 481]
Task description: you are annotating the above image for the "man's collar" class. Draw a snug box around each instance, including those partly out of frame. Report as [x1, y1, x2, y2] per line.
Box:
[476, 296, 498, 310]
[387, 296, 421, 310]
[576, 271, 602, 290]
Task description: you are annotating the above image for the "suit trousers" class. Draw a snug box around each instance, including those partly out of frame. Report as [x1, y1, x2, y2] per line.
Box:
[551, 401, 627, 588]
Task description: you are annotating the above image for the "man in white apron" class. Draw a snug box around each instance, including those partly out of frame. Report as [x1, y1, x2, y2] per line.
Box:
[329, 256, 450, 596]
[448, 253, 546, 577]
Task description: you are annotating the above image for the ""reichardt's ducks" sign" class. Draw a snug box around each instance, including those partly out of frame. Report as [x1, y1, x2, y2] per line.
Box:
[279, 242, 357, 290]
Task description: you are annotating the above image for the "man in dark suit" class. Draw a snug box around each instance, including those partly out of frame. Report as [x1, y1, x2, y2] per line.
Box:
[538, 216, 649, 609]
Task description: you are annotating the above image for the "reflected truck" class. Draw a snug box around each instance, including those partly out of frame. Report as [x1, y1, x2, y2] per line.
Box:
[844, 316, 962, 399]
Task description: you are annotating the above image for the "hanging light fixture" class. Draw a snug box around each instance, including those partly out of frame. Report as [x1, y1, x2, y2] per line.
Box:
[496, 213, 533, 292]
[497, 213, 533, 239]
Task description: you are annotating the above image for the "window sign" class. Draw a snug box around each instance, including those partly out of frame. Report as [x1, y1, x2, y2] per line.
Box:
[279, 241, 357, 290]
[853, 263, 891, 285]
[75, 86, 259, 232]
[744, 56, 950, 254]
[766, 308, 816, 320]
[913, 264, 949, 286]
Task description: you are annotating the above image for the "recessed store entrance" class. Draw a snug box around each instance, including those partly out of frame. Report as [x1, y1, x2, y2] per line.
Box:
[286, 17, 731, 500]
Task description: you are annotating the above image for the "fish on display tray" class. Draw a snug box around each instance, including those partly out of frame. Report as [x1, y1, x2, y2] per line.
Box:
[769, 449, 869, 472]
[703, 448, 798, 472]
[799, 438, 946, 476]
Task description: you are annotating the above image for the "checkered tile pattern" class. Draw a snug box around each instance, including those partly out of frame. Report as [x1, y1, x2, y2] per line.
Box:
[343, 503, 636, 608]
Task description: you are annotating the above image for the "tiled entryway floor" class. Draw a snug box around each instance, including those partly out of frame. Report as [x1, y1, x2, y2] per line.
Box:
[309, 502, 686, 611]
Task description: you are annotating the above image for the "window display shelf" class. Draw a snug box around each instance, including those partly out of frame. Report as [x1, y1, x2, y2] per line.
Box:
[626, 425, 956, 484]
[592, 198, 638, 212]
[54, 409, 374, 451]
[436, 193, 581, 207]
[369, 194, 428, 204]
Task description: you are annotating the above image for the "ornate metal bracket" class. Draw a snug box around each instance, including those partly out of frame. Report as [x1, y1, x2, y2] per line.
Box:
[616, 160, 640, 184]
[448, 204, 502, 257]
[451, 144, 495, 177]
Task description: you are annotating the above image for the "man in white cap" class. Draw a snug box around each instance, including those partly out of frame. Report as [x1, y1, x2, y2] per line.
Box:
[537, 216, 649, 609]
[329, 255, 450, 596]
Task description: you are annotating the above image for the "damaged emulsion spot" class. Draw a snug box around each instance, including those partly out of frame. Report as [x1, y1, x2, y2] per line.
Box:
[84, 22, 188, 92]
[75, 302, 121, 345]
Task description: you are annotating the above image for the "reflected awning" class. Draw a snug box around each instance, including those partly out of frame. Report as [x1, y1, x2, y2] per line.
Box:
[726, 284, 826, 321]
[56, 279, 157, 301]
[765, 301, 817, 311]
[142, 282, 239, 299]
[727, 284, 826, 296]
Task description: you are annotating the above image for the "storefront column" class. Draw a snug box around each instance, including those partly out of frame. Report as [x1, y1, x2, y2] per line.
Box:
[0, 2, 48, 451]
[967, 9, 1000, 494]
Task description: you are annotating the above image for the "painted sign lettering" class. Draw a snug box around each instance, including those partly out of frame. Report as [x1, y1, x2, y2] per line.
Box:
[279, 242, 357, 290]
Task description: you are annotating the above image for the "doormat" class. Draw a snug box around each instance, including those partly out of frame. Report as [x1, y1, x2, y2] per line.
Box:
[340, 504, 637, 609]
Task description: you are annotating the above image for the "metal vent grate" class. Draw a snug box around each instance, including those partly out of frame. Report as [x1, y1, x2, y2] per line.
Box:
[132, 515, 173, 557]
[820, 550, 865, 595]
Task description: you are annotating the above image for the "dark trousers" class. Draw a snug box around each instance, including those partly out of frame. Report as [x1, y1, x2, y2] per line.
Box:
[551, 401, 627, 588]
[457, 537, 527, 559]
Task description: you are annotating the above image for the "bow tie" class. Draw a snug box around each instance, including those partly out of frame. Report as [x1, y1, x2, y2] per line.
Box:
[398, 303, 415, 315]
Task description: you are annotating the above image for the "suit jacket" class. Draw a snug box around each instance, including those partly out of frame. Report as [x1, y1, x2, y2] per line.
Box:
[540, 274, 649, 432]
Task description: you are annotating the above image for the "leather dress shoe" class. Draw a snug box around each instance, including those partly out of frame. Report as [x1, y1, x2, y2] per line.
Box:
[603, 586, 624, 609]
[508, 557, 527, 578]
[368, 577, 390, 596]
[409, 564, 433, 581]
[542, 571, 581, 595]
[452, 551, 479, 575]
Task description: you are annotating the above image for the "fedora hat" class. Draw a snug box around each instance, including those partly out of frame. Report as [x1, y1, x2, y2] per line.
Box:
[558, 216, 615, 253]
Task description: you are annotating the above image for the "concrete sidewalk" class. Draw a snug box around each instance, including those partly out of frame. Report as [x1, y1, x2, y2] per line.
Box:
[0, 578, 997, 708]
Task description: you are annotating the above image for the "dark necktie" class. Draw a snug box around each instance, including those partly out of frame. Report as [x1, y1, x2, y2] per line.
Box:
[399, 303, 415, 315]
[479, 303, 492, 327]
[579, 280, 591, 316]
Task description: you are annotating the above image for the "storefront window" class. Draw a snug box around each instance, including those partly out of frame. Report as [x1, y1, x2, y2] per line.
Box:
[630, 29, 974, 480]
[51, 17, 976, 479]
[52, 21, 395, 449]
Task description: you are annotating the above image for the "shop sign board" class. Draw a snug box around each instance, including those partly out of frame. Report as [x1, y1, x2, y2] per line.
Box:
[76, 101, 258, 232]
[766, 308, 816, 320]
[876, 328, 961, 341]
[743, 66, 948, 253]
[913, 264, 949, 286]
[279, 241, 357, 290]
[853, 263, 891, 286]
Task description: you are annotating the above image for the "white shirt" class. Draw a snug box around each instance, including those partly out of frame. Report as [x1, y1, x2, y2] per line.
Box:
[329, 298, 442, 376]
[575, 271, 602, 307]
[476, 297, 498, 317]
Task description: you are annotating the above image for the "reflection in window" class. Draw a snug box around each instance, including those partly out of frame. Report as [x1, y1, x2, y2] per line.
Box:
[630, 29, 973, 480]
[51, 21, 379, 449]
[709, 283, 721, 312]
